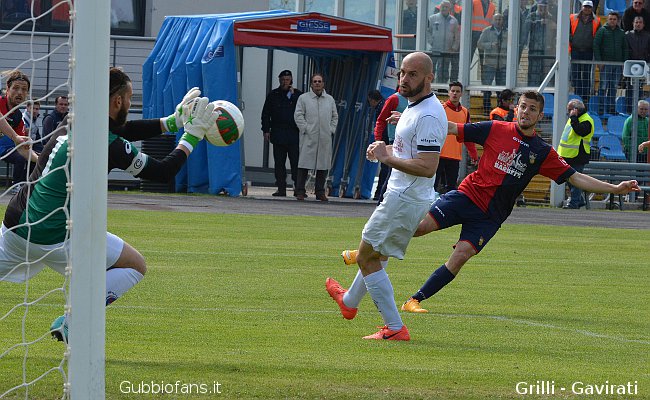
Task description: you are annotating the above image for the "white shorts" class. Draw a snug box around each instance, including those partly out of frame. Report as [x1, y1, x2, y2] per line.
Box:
[361, 191, 431, 259]
[0, 224, 124, 283]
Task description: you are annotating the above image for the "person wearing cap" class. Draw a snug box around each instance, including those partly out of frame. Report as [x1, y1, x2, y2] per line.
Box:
[623, 0, 650, 32]
[261, 70, 303, 197]
[569, 0, 600, 103]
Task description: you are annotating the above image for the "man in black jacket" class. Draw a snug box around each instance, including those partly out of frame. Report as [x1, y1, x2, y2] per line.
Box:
[261, 70, 303, 197]
[41, 95, 69, 139]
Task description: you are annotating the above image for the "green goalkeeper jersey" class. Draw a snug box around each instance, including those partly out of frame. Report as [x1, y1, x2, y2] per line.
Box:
[4, 117, 187, 245]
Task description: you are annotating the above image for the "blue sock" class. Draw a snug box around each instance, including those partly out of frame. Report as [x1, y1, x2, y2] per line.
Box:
[412, 264, 455, 302]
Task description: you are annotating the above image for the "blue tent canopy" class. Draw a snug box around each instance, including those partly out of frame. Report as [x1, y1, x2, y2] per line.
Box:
[143, 10, 394, 197]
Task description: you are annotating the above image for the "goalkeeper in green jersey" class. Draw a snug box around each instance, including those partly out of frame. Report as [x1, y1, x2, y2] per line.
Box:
[0, 67, 217, 342]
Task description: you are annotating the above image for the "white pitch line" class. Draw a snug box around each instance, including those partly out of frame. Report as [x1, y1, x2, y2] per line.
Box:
[26, 303, 650, 345]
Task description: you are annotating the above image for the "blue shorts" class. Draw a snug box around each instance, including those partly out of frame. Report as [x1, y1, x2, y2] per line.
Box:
[428, 190, 501, 253]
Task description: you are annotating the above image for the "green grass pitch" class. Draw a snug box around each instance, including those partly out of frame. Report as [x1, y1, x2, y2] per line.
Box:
[1, 209, 648, 399]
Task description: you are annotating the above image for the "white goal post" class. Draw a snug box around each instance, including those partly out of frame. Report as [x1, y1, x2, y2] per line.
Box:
[68, 0, 110, 398]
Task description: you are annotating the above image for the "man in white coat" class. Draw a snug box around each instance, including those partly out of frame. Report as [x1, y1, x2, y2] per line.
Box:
[293, 73, 339, 201]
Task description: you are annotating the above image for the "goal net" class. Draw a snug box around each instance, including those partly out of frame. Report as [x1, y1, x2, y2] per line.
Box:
[0, 1, 109, 399]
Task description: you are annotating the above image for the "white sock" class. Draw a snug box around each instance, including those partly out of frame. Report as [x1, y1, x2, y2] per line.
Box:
[343, 260, 388, 308]
[363, 268, 402, 330]
[105, 268, 143, 305]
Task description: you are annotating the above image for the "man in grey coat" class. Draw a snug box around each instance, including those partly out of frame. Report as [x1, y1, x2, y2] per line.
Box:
[293, 73, 339, 201]
[427, 0, 460, 84]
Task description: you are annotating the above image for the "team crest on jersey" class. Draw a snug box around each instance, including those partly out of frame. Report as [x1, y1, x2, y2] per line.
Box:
[529, 152, 537, 164]
[124, 141, 132, 154]
[478, 236, 484, 246]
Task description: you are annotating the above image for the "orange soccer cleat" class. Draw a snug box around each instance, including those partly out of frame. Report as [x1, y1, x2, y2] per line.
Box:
[341, 249, 358, 265]
[325, 277, 358, 320]
[362, 325, 410, 341]
[401, 298, 428, 313]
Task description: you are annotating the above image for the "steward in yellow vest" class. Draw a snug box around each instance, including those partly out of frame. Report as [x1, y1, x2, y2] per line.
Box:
[557, 100, 594, 208]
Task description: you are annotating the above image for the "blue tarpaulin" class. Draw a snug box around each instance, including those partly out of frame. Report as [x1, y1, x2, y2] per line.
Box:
[143, 11, 393, 197]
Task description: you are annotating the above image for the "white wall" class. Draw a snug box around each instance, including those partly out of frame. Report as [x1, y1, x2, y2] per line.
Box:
[147, 0, 269, 36]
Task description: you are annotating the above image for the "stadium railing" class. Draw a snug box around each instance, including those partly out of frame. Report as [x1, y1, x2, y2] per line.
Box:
[582, 161, 650, 210]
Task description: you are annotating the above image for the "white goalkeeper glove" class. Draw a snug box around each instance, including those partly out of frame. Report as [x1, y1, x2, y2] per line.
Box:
[179, 97, 216, 152]
[161, 87, 201, 132]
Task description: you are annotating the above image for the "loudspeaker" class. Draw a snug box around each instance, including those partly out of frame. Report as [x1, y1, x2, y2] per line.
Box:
[623, 60, 648, 78]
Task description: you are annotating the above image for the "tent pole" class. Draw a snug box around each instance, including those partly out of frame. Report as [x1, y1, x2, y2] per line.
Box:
[263, 49, 273, 169]
[236, 44, 248, 195]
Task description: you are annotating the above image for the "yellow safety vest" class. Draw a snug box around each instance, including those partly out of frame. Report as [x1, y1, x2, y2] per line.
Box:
[558, 112, 594, 158]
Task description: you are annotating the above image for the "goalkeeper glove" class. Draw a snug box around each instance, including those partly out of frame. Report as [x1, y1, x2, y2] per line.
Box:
[179, 97, 216, 152]
[161, 87, 201, 132]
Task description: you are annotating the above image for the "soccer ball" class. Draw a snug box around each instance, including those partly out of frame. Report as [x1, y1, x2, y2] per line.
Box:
[205, 100, 245, 146]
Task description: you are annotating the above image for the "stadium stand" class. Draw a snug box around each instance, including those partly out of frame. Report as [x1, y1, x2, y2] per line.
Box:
[597, 134, 627, 161]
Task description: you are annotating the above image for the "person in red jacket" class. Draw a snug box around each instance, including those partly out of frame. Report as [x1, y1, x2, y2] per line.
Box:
[371, 86, 408, 202]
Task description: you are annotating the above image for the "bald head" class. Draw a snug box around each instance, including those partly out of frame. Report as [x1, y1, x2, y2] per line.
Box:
[399, 52, 433, 100]
[403, 51, 433, 74]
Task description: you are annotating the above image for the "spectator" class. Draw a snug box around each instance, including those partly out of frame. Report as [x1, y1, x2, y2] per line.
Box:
[477, 13, 507, 115]
[261, 70, 303, 197]
[372, 87, 408, 203]
[22, 100, 43, 153]
[427, 0, 460, 84]
[41, 95, 68, 140]
[471, 0, 496, 65]
[293, 73, 338, 202]
[505, 0, 533, 63]
[0, 70, 38, 190]
[638, 139, 650, 155]
[594, 12, 628, 116]
[622, 100, 649, 162]
[622, 0, 650, 32]
[435, 0, 462, 21]
[625, 16, 650, 113]
[523, 0, 557, 86]
[401, 0, 418, 49]
[490, 89, 516, 121]
[436, 81, 478, 196]
[570, 1, 600, 103]
[557, 99, 594, 208]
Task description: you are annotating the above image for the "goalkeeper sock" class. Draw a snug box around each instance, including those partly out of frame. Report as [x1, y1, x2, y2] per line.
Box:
[343, 259, 388, 308]
[105, 268, 144, 306]
[412, 264, 455, 302]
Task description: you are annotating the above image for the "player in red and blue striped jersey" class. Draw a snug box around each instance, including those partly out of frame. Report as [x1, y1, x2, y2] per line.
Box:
[400, 90, 640, 313]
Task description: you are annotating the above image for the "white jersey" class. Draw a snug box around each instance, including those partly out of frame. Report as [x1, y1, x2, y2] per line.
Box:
[387, 92, 447, 203]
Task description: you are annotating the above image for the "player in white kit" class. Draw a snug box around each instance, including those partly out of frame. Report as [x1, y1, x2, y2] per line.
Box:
[326, 52, 448, 340]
